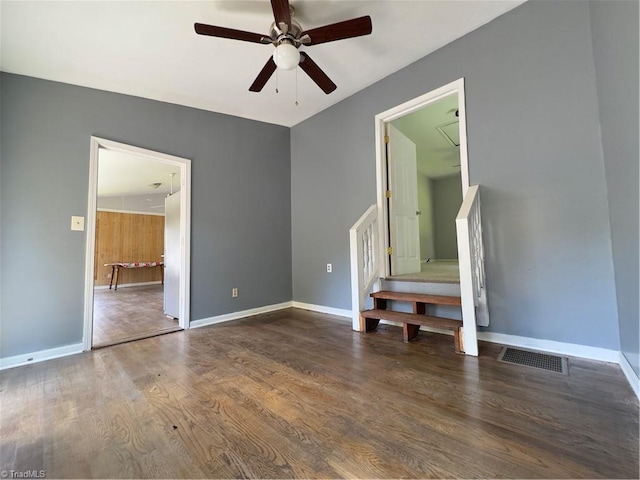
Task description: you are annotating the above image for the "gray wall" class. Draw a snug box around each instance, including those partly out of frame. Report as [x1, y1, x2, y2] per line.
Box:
[433, 175, 462, 260]
[291, 0, 621, 349]
[417, 173, 435, 262]
[0, 73, 291, 358]
[590, 1, 639, 374]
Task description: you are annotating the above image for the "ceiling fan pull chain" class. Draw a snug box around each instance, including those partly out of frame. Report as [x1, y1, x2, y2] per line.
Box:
[275, 69, 279, 94]
[295, 68, 299, 106]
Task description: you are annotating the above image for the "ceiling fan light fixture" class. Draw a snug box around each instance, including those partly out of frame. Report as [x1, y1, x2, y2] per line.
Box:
[273, 42, 300, 70]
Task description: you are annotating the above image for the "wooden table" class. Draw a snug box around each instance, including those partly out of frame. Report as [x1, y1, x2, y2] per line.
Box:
[104, 262, 164, 291]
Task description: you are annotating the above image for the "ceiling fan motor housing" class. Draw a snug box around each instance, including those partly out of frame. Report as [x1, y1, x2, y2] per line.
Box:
[269, 19, 303, 47]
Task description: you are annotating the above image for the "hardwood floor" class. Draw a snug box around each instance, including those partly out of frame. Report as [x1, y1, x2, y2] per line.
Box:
[92, 284, 180, 347]
[1, 308, 638, 478]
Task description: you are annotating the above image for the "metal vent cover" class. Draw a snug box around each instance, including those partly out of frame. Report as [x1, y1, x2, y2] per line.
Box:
[497, 347, 568, 375]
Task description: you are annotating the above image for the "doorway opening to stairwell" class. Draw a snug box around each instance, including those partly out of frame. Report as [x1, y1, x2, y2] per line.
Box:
[359, 78, 486, 356]
[375, 79, 469, 283]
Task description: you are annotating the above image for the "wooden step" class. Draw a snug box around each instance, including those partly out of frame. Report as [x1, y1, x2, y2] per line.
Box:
[360, 309, 462, 352]
[371, 290, 461, 306]
[361, 309, 461, 330]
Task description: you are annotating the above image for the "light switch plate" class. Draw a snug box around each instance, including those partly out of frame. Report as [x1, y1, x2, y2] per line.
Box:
[71, 216, 85, 231]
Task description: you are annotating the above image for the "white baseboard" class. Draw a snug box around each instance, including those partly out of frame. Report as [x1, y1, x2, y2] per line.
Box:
[94, 281, 162, 290]
[0, 343, 84, 370]
[190, 301, 293, 329]
[374, 322, 619, 362]
[476, 331, 620, 363]
[618, 352, 640, 399]
[291, 301, 352, 319]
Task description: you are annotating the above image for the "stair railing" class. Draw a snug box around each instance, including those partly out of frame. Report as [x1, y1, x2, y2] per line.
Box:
[349, 204, 380, 331]
[456, 184, 488, 356]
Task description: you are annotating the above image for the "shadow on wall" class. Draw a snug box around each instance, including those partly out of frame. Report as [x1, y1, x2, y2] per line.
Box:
[423, 174, 462, 261]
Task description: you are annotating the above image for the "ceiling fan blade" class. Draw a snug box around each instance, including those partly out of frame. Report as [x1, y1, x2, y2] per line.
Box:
[270, 0, 292, 33]
[299, 52, 337, 94]
[194, 23, 268, 44]
[249, 57, 278, 92]
[301, 16, 372, 46]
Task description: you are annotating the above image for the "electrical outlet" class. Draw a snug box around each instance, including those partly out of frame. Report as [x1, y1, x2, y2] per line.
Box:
[326, 263, 332, 273]
[232, 288, 238, 298]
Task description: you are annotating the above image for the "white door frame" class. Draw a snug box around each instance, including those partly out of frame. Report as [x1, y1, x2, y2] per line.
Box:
[82, 137, 192, 351]
[375, 78, 470, 278]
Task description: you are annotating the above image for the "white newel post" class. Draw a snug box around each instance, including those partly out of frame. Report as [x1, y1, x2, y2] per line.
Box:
[349, 205, 380, 331]
[456, 184, 489, 357]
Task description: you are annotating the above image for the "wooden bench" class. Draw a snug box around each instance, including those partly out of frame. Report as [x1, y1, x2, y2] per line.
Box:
[360, 290, 463, 352]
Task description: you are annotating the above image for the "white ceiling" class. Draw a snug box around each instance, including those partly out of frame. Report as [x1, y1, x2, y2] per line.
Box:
[98, 149, 181, 198]
[392, 93, 460, 179]
[1, 0, 525, 127]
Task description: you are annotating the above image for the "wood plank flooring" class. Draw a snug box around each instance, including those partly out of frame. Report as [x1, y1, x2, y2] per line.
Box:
[1, 308, 638, 478]
[92, 284, 180, 347]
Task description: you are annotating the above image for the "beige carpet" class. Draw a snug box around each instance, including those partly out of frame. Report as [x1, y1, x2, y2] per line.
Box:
[389, 260, 460, 283]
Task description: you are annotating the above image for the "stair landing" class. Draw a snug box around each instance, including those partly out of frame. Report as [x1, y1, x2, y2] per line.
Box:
[387, 261, 460, 284]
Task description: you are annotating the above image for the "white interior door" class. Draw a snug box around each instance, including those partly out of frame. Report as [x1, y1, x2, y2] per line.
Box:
[388, 124, 421, 275]
[164, 192, 180, 319]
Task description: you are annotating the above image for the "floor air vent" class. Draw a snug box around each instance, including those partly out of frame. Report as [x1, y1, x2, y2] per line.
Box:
[497, 347, 568, 375]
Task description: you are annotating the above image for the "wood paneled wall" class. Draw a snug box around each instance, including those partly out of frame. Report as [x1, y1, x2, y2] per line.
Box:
[94, 211, 165, 286]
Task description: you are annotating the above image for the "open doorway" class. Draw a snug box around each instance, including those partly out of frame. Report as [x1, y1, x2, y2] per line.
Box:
[387, 92, 462, 282]
[83, 138, 191, 350]
[376, 79, 469, 283]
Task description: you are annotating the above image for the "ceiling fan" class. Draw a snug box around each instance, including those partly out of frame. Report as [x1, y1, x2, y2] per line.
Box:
[194, 0, 373, 94]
